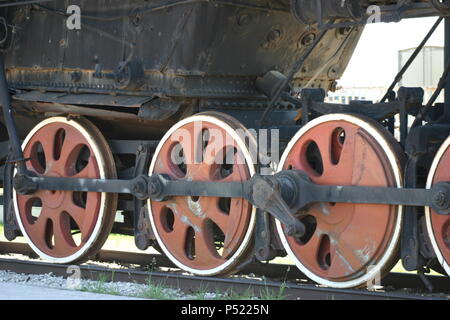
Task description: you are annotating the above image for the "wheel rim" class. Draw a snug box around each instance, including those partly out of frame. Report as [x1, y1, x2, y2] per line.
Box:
[13, 117, 117, 263]
[425, 135, 450, 275]
[148, 112, 256, 276]
[276, 114, 403, 288]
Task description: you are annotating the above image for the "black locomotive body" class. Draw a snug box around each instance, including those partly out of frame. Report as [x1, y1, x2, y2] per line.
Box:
[0, 0, 362, 138]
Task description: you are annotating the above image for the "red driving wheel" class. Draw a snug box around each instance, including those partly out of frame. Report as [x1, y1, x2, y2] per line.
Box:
[13, 117, 117, 263]
[276, 114, 403, 288]
[148, 112, 256, 276]
[426, 135, 450, 275]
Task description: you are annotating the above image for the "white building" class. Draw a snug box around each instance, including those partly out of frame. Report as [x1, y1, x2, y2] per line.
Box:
[326, 46, 444, 105]
[399, 46, 444, 103]
[326, 86, 386, 104]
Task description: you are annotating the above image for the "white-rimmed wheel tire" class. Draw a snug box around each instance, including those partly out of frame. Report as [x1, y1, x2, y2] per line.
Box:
[148, 112, 256, 276]
[13, 117, 118, 264]
[275, 114, 404, 288]
[425, 135, 450, 276]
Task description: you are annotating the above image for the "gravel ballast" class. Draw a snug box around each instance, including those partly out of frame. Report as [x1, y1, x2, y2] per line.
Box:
[0, 269, 251, 300]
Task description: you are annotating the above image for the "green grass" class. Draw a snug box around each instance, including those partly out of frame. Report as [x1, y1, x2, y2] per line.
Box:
[192, 283, 214, 300]
[80, 273, 122, 296]
[139, 277, 177, 300]
[221, 287, 257, 300]
[259, 281, 287, 300]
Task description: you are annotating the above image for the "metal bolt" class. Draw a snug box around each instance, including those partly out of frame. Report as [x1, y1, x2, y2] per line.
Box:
[328, 65, 340, 78]
[70, 71, 82, 82]
[337, 26, 352, 37]
[329, 80, 338, 92]
[267, 29, 281, 42]
[301, 32, 316, 47]
[148, 179, 161, 197]
[237, 14, 250, 26]
[149, 182, 156, 194]
[433, 191, 448, 208]
[131, 14, 141, 26]
[404, 255, 411, 267]
[285, 225, 295, 237]
[257, 248, 268, 260]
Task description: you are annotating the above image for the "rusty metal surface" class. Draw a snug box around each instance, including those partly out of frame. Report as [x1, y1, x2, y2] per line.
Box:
[13, 91, 153, 108]
[0, 1, 58, 8]
[17, 101, 142, 120]
[2, 0, 362, 97]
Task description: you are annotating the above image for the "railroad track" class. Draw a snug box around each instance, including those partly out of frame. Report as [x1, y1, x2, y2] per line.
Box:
[0, 241, 449, 300]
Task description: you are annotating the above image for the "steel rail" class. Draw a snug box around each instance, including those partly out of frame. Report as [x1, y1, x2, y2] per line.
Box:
[0, 257, 448, 300]
[0, 241, 449, 299]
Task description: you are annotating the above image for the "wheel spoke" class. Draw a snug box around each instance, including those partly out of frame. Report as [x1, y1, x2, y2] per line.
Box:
[203, 133, 228, 166]
[72, 157, 98, 178]
[176, 125, 199, 166]
[161, 211, 191, 260]
[194, 221, 223, 265]
[64, 197, 88, 236]
[38, 139, 56, 171]
[58, 129, 83, 161]
[28, 209, 51, 249]
[51, 212, 77, 253]
[54, 138, 84, 175]
[334, 127, 357, 168]
[171, 213, 189, 239]
[153, 142, 177, 175]
[311, 129, 334, 174]
[207, 200, 229, 236]
[329, 234, 366, 275]
[290, 231, 323, 270]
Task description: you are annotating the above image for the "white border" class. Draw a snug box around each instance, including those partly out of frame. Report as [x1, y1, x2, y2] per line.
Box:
[147, 114, 256, 276]
[425, 135, 450, 276]
[275, 114, 403, 288]
[12, 117, 108, 264]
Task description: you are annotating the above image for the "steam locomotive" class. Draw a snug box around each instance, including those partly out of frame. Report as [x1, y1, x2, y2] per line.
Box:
[0, 0, 448, 289]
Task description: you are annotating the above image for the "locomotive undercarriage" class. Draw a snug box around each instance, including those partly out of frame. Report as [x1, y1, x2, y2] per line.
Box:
[0, 0, 449, 289]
